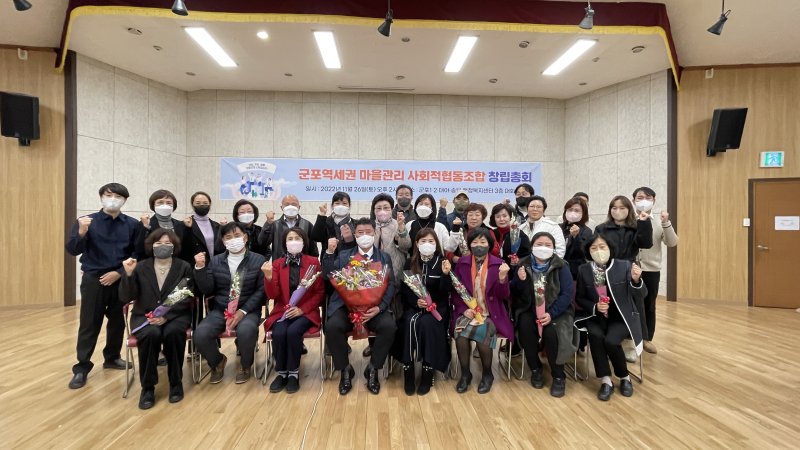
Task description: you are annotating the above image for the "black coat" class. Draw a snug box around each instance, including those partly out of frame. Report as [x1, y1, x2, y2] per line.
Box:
[241, 223, 268, 256]
[195, 250, 267, 315]
[310, 214, 357, 258]
[595, 219, 653, 261]
[119, 258, 194, 331]
[574, 259, 646, 353]
[258, 215, 319, 260]
[562, 223, 593, 280]
[182, 218, 225, 263]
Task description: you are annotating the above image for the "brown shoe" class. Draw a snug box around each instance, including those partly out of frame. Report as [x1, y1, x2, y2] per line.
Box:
[643, 341, 658, 354]
[209, 355, 227, 384]
[235, 365, 251, 384]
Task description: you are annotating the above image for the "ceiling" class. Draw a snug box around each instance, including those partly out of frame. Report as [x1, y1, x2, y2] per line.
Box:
[0, 0, 798, 97]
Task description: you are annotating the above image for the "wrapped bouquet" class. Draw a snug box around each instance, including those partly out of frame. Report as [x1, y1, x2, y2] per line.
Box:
[277, 265, 321, 323]
[329, 257, 388, 339]
[131, 278, 194, 334]
[402, 271, 442, 321]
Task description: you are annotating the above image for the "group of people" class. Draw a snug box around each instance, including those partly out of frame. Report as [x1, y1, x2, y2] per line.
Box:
[66, 181, 677, 410]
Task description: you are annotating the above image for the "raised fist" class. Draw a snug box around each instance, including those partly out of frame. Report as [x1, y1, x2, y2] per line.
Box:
[319, 204, 328, 215]
[140, 214, 151, 230]
[123, 258, 137, 276]
[327, 237, 339, 253]
[439, 197, 448, 208]
[77, 216, 93, 237]
[194, 252, 206, 269]
[183, 216, 193, 228]
[265, 211, 275, 225]
[517, 266, 527, 281]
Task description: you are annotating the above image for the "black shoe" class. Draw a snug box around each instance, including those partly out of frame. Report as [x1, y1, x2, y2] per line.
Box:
[103, 358, 132, 370]
[339, 365, 355, 395]
[169, 384, 184, 403]
[362, 346, 372, 358]
[403, 364, 416, 396]
[550, 378, 566, 398]
[365, 365, 381, 395]
[158, 357, 167, 367]
[68, 372, 87, 389]
[477, 373, 494, 394]
[597, 383, 614, 401]
[286, 376, 300, 394]
[456, 371, 472, 393]
[620, 379, 634, 397]
[530, 368, 544, 389]
[270, 375, 288, 393]
[301, 344, 308, 356]
[138, 389, 155, 410]
[417, 365, 434, 396]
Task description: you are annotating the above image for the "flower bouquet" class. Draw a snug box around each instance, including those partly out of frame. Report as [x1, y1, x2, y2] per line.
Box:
[224, 271, 242, 333]
[449, 272, 484, 325]
[277, 265, 321, 323]
[533, 276, 547, 339]
[402, 271, 442, 321]
[591, 263, 609, 318]
[329, 257, 388, 339]
[131, 278, 194, 333]
[508, 222, 522, 266]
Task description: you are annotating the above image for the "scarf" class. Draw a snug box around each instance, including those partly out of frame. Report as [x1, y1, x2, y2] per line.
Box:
[531, 258, 551, 273]
[155, 213, 173, 230]
[285, 253, 302, 267]
[470, 256, 489, 314]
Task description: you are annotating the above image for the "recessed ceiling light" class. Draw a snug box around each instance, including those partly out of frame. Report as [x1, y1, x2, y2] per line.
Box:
[519, 41, 530, 49]
[592, 57, 600, 62]
[284, 73, 293, 77]
[444, 36, 478, 73]
[395, 75, 405, 80]
[631, 45, 645, 53]
[257, 31, 269, 40]
[153, 45, 162, 51]
[126, 27, 142, 36]
[489, 78, 498, 84]
[542, 39, 596, 76]
[401, 37, 411, 43]
[184, 27, 237, 68]
[579, 82, 587, 86]
[313, 31, 341, 69]
[185, 71, 196, 76]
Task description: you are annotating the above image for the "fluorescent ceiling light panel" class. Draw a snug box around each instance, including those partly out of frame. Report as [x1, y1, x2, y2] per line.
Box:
[257, 31, 269, 40]
[313, 31, 342, 69]
[184, 27, 237, 67]
[542, 39, 596, 76]
[444, 36, 478, 73]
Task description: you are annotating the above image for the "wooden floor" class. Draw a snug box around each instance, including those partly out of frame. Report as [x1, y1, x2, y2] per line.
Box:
[1, 300, 799, 449]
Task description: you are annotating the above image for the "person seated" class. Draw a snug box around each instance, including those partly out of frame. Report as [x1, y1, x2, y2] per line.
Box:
[322, 217, 397, 395]
[193, 222, 266, 384]
[263, 228, 324, 394]
[575, 233, 646, 401]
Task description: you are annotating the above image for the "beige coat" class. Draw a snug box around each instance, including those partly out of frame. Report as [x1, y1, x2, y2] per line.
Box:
[637, 215, 679, 272]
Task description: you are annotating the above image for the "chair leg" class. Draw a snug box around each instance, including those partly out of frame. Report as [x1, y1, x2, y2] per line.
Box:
[517, 349, 526, 380]
[629, 353, 644, 383]
[318, 334, 325, 381]
[123, 345, 135, 399]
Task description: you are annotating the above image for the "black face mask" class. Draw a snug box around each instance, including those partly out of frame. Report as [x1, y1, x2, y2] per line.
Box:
[193, 205, 210, 217]
[397, 198, 412, 208]
[516, 197, 529, 209]
[471, 245, 489, 257]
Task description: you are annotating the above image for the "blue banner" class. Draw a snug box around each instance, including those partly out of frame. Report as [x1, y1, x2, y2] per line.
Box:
[220, 158, 542, 202]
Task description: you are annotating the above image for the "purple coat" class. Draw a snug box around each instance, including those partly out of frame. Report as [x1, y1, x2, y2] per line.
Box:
[450, 255, 513, 340]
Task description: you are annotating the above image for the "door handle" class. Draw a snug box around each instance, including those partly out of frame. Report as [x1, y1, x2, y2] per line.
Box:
[756, 245, 770, 250]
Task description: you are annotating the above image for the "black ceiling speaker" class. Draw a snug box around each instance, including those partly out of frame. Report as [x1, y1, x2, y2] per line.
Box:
[707, 108, 748, 157]
[1, 92, 40, 146]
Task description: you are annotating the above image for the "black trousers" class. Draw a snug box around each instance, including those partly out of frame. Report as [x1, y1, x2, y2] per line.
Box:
[134, 315, 190, 389]
[194, 309, 260, 368]
[641, 271, 660, 340]
[325, 307, 396, 371]
[272, 316, 312, 372]
[73, 272, 124, 374]
[516, 310, 564, 379]
[585, 316, 629, 378]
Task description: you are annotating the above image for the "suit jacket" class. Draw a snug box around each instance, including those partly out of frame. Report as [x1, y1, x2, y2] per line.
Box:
[258, 215, 319, 260]
[264, 254, 325, 333]
[195, 250, 267, 315]
[450, 254, 512, 340]
[119, 258, 194, 331]
[321, 246, 396, 317]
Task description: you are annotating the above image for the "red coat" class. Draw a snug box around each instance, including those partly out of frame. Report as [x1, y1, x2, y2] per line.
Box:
[263, 254, 324, 334]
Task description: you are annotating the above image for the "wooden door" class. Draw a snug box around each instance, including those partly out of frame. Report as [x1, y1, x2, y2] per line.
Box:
[751, 179, 800, 308]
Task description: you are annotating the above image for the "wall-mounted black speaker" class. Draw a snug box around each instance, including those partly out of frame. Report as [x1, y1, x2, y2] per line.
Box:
[707, 107, 747, 157]
[0, 91, 40, 146]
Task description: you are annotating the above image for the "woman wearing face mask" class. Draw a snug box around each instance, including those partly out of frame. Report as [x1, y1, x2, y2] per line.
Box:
[594, 196, 653, 262]
[451, 228, 511, 394]
[560, 197, 593, 281]
[448, 203, 491, 263]
[135, 190, 187, 261]
[370, 193, 412, 288]
[406, 193, 457, 254]
[119, 229, 194, 409]
[232, 199, 269, 257]
[512, 183, 535, 224]
[263, 228, 325, 394]
[392, 229, 453, 396]
[574, 234, 646, 401]
[310, 191, 357, 259]
[489, 203, 532, 267]
[512, 232, 575, 397]
[182, 192, 224, 264]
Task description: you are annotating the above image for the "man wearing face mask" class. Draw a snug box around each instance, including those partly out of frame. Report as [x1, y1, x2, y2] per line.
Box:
[259, 195, 318, 261]
[437, 191, 470, 230]
[632, 187, 678, 355]
[392, 184, 417, 222]
[66, 183, 142, 389]
[135, 190, 187, 261]
[193, 222, 267, 384]
[322, 217, 397, 396]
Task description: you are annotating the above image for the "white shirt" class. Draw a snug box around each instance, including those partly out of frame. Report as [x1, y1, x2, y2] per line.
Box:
[519, 217, 567, 258]
[227, 251, 245, 277]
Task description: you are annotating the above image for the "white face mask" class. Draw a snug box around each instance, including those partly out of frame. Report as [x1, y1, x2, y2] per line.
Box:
[285, 240, 304, 255]
[356, 235, 374, 249]
[283, 205, 299, 218]
[565, 211, 582, 223]
[591, 249, 611, 265]
[102, 197, 124, 212]
[418, 242, 436, 257]
[154, 204, 173, 217]
[531, 246, 554, 260]
[225, 237, 246, 253]
[415, 205, 433, 219]
[635, 200, 654, 212]
[611, 210, 628, 222]
[238, 213, 255, 224]
[332, 205, 350, 217]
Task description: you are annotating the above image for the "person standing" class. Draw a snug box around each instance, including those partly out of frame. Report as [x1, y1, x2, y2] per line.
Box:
[392, 184, 417, 222]
[66, 183, 141, 389]
[232, 199, 269, 256]
[259, 194, 318, 260]
[135, 189, 186, 260]
[437, 190, 470, 230]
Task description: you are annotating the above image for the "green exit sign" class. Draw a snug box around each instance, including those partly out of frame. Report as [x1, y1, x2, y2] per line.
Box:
[760, 151, 784, 168]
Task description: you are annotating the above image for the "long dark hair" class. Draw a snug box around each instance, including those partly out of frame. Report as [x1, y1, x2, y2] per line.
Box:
[410, 228, 443, 275]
